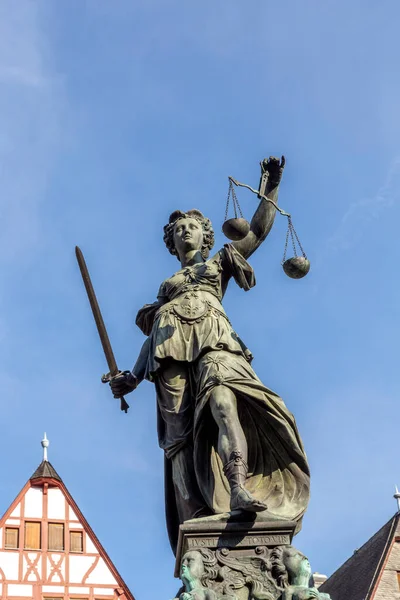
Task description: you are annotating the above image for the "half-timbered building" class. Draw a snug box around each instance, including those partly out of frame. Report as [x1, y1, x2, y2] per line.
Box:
[0, 436, 134, 600]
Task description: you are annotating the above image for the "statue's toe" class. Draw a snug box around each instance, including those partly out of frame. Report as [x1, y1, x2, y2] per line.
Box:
[230, 486, 268, 513]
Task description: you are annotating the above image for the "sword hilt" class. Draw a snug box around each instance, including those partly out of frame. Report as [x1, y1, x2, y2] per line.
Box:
[101, 371, 130, 413]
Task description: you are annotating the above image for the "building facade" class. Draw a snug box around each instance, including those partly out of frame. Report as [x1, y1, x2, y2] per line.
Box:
[0, 443, 134, 600]
[320, 512, 400, 600]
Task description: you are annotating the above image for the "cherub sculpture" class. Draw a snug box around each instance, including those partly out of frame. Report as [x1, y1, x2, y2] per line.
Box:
[175, 550, 219, 600]
[270, 547, 331, 600]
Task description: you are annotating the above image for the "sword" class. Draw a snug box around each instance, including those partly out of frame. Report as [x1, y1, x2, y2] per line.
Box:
[75, 246, 129, 413]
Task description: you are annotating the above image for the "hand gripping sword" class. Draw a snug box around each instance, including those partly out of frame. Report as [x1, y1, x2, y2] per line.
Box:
[75, 246, 129, 413]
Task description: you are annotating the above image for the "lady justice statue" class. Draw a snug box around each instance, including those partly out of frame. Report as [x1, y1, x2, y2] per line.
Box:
[88, 156, 310, 553]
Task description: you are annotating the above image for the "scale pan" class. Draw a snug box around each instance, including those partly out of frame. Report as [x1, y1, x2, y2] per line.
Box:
[222, 218, 250, 241]
[282, 256, 310, 279]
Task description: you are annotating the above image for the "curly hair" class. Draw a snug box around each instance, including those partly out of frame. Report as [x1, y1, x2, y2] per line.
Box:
[163, 209, 215, 261]
[198, 548, 219, 587]
[270, 547, 289, 589]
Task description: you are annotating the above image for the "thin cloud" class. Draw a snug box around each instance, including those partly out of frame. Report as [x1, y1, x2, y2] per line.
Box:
[328, 156, 400, 251]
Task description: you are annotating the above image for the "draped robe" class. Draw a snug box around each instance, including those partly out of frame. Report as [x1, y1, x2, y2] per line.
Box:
[135, 245, 310, 553]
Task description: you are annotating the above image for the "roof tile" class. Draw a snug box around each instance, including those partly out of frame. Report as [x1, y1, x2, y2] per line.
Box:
[319, 514, 399, 600]
[30, 460, 62, 481]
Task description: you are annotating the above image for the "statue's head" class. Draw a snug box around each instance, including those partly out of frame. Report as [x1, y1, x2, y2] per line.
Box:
[181, 550, 205, 584]
[180, 548, 219, 589]
[270, 546, 312, 587]
[163, 209, 215, 261]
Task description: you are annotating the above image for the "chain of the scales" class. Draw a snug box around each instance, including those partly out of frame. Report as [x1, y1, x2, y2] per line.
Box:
[222, 179, 250, 241]
[225, 178, 244, 220]
[223, 171, 311, 279]
[282, 216, 307, 262]
[281, 216, 310, 279]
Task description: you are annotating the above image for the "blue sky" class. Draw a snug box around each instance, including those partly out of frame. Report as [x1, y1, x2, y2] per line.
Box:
[1, 1, 400, 598]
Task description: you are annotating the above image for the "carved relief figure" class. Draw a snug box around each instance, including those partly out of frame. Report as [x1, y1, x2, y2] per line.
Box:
[270, 547, 331, 600]
[110, 157, 310, 552]
[175, 550, 219, 600]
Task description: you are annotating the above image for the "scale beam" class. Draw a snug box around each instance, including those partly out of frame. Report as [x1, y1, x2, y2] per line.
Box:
[228, 176, 291, 218]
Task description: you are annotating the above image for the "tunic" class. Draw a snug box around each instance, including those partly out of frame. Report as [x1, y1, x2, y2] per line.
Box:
[135, 244, 310, 554]
[141, 245, 253, 376]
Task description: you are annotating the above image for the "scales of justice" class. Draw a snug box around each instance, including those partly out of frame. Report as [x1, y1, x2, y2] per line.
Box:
[77, 157, 328, 600]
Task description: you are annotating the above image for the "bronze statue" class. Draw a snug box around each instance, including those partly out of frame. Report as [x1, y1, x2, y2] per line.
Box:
[173, 544, 331, 600]
[271, 546, 331, 600]
[175, 550, 219, 600]
[107, 156, 310, 553]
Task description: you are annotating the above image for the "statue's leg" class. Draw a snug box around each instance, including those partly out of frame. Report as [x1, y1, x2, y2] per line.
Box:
[209, 385, 246, 464]
[156, 360, 209, 524]
[209, 384, 268, 513]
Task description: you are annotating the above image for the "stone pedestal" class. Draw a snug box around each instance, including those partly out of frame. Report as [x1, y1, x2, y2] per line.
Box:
[174, 518, 298, 600]
[175, 519, 297, 576]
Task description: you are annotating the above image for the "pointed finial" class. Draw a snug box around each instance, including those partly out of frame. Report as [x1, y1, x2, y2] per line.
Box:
[394, 485, 400, 512]
[41, 433, 49, 462]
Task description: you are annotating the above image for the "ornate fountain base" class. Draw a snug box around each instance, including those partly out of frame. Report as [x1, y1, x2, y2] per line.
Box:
[173, 517, 304, 600]
[175, 518, 297, 576]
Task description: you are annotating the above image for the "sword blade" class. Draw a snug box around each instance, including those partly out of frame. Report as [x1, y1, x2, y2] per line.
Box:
[75, 246, 119, 376]
[75, 247, 129, 413]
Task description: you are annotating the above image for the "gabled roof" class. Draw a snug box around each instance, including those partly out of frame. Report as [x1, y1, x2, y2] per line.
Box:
[0, 457, 135, 600]
[319, 513, 399, 600]
[56, 478, 136, 600]
[30, 460, 62, 481]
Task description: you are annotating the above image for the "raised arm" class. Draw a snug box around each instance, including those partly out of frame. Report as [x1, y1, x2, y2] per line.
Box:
[232, 156, 285, 259]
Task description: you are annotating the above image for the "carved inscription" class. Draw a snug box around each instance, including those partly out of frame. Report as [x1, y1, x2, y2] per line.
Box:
[187, 534, 290, 549]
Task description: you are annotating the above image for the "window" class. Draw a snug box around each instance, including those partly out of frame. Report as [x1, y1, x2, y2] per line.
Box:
[5, 527, 19, 549]
[24, 522, 41, 550]
[48, 523, 64, 551]
[70, 530, 83, 553]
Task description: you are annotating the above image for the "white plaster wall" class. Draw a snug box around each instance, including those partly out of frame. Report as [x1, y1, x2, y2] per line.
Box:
[68, 586, 90, 594]
[0, 551, 19, 579]
[27, 553, 39, 562]
[10, 504, 21, 518]
[69, 555, 96, 584]
[22, 553, 42, 580]
[0, 528, 2, 550]
[6, 519, 20, 525]
[42, 585, 65, 593]
[47, 554, 65, 578]
[85, 558, 117, 585]
[24, 487, 43, 518]
[69, 506, 79, 521]
[47, 488, 65, 520]
[93, 587, 116, 595]
[7, 584, 33, 597]
[86, 536, 97, 553]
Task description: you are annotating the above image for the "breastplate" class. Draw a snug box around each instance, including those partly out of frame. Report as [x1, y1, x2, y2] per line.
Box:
[172, 290, 211, 323]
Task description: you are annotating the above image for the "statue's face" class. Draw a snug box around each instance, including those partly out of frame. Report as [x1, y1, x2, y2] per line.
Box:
[283, 547, 311, 581]
[181, 550, 205, 583]
[173, 217, 204, 257]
